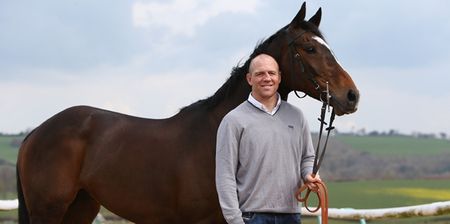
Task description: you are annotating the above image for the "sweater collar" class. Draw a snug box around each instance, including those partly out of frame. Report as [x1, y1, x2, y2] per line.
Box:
[247, 93, 282, 115]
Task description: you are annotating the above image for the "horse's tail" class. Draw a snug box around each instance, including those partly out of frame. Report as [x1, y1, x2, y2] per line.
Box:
[17, 159, 30, 223]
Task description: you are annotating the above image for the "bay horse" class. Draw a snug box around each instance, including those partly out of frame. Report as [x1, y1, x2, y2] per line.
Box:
[17, 2, 359, 223]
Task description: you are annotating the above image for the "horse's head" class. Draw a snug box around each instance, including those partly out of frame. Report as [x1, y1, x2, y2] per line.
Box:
[269, 2, 359, 116]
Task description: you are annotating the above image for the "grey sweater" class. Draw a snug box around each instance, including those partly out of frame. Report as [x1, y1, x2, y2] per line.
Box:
[215, 100, 315, 224]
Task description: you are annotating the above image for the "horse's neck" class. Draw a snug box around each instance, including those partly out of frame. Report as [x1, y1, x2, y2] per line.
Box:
[211, 78, 251, 126]
[173, 72, 251, 130]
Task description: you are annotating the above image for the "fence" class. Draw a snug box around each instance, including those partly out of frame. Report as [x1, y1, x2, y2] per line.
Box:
[0, 199, 105, 223]
[0, 199, 17, 211]
[2, 199, 450, 223]
[301, 201, 450, 224]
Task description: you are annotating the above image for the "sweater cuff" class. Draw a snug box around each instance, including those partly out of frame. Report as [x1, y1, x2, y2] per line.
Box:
[301, 166, 314, 181]
[227, 214, 245, 224]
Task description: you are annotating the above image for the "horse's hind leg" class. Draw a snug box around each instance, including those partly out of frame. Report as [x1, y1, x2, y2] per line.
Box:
[62, 190, 100, 224]
[26, 193, 74, 224]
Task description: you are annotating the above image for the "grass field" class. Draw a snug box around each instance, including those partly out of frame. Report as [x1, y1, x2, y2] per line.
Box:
[1, 134, 450, 223]
[303, 179, 450, 224]
[0, 136, 21, 164]
[335, 135, 450, 156]
[302, 215, 450, 224]
[2, 134, 449, 163]
[0, 179, 449, 223]
[327, 179, 450, 209]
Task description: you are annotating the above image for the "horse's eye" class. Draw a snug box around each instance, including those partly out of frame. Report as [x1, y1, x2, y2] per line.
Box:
[304, 46, 316, 54]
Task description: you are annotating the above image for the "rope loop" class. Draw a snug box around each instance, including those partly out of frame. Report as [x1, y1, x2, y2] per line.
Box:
[295, 181, 329, 223]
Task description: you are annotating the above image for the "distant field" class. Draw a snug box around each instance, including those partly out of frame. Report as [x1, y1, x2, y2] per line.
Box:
[303, 179, 450, 224]
[327, 179, 450, 209]
[0, 179, 449, 223]
[1, 134, 450, 223]
[3, 134, 449, 163]
[335, 135, 450, 156]
[302, 215, 450, 224]
[0, 135, 22, 164]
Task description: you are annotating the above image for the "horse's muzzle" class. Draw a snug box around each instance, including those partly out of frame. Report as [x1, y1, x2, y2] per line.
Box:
[333, 88, 359, 115]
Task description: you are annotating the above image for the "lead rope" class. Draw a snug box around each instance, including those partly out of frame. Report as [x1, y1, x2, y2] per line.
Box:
[285, 28, 335, 223]
[295, 101, 335, 224]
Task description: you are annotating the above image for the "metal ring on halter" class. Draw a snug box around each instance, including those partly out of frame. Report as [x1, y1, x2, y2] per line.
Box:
[324, 81, 331, 112]
[319, 81, 332, 110]
[314, 83, 320, 90]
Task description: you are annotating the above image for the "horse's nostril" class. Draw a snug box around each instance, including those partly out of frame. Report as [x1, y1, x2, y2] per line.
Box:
[347, 90, 358, 102]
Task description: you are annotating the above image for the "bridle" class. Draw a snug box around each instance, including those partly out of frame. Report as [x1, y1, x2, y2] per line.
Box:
[284, 29, 319, 98]
[284, 27, 336, 174]
[284, 28, 336, 224]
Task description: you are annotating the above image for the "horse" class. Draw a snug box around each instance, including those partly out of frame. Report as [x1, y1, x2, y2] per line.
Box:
[17, 2, 359, 223]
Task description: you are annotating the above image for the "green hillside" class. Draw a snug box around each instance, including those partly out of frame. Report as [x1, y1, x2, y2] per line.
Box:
[1, 134, 450, 223]
[2, 134, 449, 163]
[303, 179, 450, 224]
[335, 135, 450, 156]
[0, 135, 22, 164]
[327, 179, 450, 209]
[316, 134, 450, 180]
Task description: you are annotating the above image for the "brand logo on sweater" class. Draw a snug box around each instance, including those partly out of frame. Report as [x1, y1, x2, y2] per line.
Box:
[288, 125, 294, 129]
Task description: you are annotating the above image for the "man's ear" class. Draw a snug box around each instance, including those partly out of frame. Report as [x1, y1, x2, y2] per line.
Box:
[246, 73, 253, 86]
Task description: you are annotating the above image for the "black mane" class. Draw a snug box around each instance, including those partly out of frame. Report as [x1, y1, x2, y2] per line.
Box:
[179, 21, 323, 113]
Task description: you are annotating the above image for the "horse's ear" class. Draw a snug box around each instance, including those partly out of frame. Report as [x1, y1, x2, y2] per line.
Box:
[290, 2, 306, 28]
[309, 7, 322, 27]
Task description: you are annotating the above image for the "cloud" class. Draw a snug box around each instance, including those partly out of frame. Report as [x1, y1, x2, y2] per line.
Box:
[2, 0, 450, 137]
[318, 63, 450, 135]
[0, 0, 138, 73]
[317, 1, 450, 70]
[0, 64, 225, 133]
[132, 0, 261, 36]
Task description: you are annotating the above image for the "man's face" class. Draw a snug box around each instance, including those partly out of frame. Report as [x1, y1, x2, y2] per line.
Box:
[246, 54, 281, 101]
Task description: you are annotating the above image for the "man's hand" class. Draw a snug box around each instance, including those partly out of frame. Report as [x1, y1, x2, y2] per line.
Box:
[304, 173, 321, 190]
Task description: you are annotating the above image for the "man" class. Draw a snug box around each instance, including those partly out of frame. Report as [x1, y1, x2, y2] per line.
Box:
[215, 54, 321, 224]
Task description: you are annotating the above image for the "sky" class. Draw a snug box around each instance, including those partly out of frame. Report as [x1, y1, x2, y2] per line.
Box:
[1, 0, 449, 136]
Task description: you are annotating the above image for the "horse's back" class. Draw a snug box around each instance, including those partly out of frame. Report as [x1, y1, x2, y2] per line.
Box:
[17, 105, 161, 222]
[18, 105, 94, 168]
[18, 105, 121, 165]
[17, 105, 225, 223]
[17, 105, 156, 189]
[17, 105, 116, 223]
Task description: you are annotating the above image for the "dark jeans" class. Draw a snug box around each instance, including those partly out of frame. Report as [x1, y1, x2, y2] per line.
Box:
[242, 212, 301, 224]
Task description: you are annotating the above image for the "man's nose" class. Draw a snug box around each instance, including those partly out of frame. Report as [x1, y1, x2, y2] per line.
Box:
[262, 73, 271, 80]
